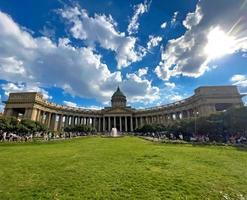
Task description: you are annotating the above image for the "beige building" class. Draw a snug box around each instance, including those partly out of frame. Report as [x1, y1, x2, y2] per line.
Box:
[3, 86, 245, 132]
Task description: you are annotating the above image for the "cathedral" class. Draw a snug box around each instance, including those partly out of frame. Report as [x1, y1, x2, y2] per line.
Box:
[3, 86, 245, 132]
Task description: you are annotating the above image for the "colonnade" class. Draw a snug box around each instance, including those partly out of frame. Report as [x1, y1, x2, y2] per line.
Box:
[4, 85, 243, 133]
[24, 107, 201, 132]
[34, 109, 102, 132]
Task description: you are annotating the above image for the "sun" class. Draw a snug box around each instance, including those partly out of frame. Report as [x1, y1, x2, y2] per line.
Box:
[204, 27, 236, 60]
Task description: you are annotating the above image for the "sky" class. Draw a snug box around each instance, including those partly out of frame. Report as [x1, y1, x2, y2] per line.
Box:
[0, 0, 247, 111]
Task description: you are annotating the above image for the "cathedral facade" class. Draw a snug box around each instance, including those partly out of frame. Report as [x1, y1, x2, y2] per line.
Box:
[3, 86, 245, 132]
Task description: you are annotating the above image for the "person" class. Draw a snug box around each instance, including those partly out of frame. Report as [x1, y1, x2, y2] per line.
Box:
[44, 133, 48, 141]
[48, 132, 52, 141]
[3, 132, 7, 141]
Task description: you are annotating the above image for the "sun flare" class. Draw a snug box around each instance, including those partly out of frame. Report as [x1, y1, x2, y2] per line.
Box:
[204, 27, 236, 60]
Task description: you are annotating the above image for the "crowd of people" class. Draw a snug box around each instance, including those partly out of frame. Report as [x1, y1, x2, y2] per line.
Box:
[1, 129, 247, 145]
[0, 130, 97, 142]
[134, 131, 247, 145]
[0, 130, 33, 142]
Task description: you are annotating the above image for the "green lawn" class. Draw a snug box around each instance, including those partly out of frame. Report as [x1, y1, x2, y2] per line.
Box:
[0, 137, 246, 200]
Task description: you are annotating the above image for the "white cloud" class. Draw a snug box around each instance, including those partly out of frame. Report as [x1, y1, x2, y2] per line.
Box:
[147, 35, 162, 50]
[169, 94, 183, 102]
[155, 0, 247, 81]
[127, 1, 149, 35]
[0, 10, 159, 106]
[183, 5, 202, 30]
[164, 82, 176, 89]
[39, 25, 56, 39]
[59, 6, 146, 68]
[121, 71, 160, 104]
[63, 100, 77, 107]
[0, 10, 123, 101]
[80, 105, 103, 110]
[230, 74, 247, 87]
[63, 100, 102, 110]
[160, 22, 167, 29]
[137, 67, 148, 77]
[150, 89, 187, 107]
[171, 11, 179, 25]
[1, 82, 52, 99]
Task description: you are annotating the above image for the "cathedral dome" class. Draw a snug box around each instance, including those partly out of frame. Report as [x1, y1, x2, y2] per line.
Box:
[111, 86, 127, 107]
[112, 86, 125, 97]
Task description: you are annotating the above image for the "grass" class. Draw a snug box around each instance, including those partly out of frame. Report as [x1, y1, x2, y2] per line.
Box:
[0, 136, 247, 200]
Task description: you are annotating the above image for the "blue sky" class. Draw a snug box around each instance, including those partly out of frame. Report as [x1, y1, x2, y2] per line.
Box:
[0, 0, 247, 111]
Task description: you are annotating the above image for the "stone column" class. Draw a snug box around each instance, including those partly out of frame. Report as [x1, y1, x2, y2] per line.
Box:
[46, 112, 52, 128]
[146, 116, 149, 124]
[135, 117, 138, 129]
[64, 116, 67, 127]
[125, 116, 127, 132]
[30, 108, 38, 120]
[140, 117, 143, 127]
[120, 117, 122, 132]
[50, 113, 57, 131]
[38, 110, 43, 123]
[76, 116, 78, 125]
[130, 116, 133, 132]
[24, 108, 32, 119]
[71, 116, 75, 126]
[34, 109, 38, 122]
[35, 109, 40, 122]
[114, 116, 116, 128]
[92, 117, 96, 128]
[170, 113, 173, 121]
[108, 117, 111, 132]
[103, 117, 105, 132]
[90, 117, 92, 126]
[58, 115, 63, 131]
[39, 111, 43, 124]
[164, 114, 167, 123]
[98, 117, 101, 132]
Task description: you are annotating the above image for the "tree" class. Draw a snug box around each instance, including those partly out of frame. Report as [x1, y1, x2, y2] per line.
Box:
[0, 116, 48, 136]
[0, 116, 18, 133]
[224, 107, 247, 136]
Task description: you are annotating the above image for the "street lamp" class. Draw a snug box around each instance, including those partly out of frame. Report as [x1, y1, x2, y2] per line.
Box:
[194, 111, 199, 135]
